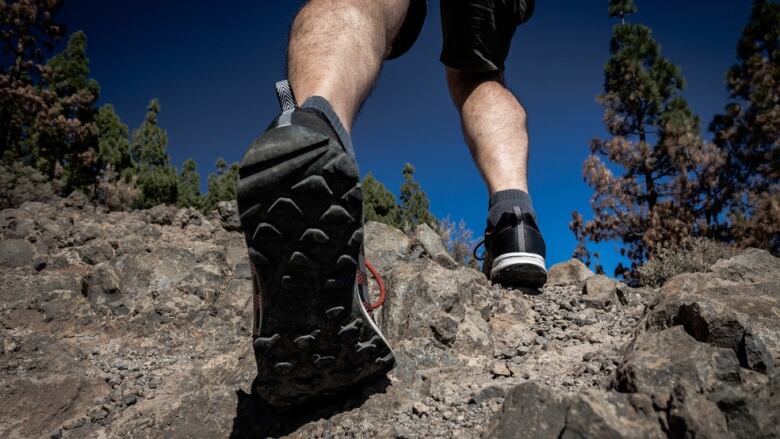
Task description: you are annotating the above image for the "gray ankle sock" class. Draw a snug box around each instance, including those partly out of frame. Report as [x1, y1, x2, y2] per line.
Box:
[488, 189, 535, 228]
[301, 96, 355, 161]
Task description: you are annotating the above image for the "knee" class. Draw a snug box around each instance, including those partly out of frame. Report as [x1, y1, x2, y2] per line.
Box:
[293, 0, 405, 47]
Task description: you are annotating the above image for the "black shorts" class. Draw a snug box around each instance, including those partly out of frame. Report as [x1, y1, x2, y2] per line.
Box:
[387, 0, 535, 72]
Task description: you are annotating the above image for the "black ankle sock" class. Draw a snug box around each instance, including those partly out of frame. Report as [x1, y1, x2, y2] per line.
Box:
[488, 189, 535, 228]
[300, 96, 355, 161]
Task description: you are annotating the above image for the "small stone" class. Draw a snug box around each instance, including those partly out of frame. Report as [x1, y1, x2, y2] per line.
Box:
[3, 338, 18, 354]
[581, 275, 619, 309]
[506, 362, 524, 377]
[62, 417, 86, 430]
[412, 401, 431, 417]
[491, 361, 512, 377]
[469, 385, 506, 404]
[88, 407, 108, 422]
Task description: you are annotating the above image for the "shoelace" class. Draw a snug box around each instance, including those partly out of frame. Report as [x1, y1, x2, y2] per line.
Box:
[364, 260, 386, 311]
[473, 239, 487, 261]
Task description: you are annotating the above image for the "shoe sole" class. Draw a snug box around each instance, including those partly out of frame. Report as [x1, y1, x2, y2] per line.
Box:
[237, 123, 394, 407]
[490, 252, 548, 288]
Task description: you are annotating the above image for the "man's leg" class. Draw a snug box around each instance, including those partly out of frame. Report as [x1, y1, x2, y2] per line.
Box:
[236, 0, 425, 406]
[288, 0, 410, 131]
[440, 0, 546, 288]
[445, 69, 529, 194]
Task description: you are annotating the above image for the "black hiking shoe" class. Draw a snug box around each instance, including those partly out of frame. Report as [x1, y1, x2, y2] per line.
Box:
[237, 81, 394, 407]
[476, 206, 547, 288]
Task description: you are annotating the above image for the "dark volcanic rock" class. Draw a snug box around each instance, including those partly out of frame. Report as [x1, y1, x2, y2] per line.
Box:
[613, 325, 742, 396]
[486, 382, 664, 438]
[642, 260, 780, 371]
[0, 238, 35, 268]
[1, 198, 778, 438]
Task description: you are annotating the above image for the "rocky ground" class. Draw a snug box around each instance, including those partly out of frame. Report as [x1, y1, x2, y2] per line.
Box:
[0, 192, 778, 438]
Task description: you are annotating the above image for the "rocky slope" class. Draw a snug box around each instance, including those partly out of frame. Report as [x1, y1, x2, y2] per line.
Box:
[0, 193, 777, 438]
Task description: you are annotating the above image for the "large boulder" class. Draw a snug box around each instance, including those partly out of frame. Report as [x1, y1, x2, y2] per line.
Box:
[642, 250, 780, 371]
[486, 382, 664, 438]
[613, 326, 742, 397]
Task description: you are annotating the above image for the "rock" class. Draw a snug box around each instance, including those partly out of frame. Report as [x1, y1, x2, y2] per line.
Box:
[613, 326, 742, 397]
[667, 385, 731, 439]
[709, 247, 780, 284]
[485, 382, 567, 438]
[77, 240, 115, 265]
[643, 269, 779, 371]
[615, 283, 656, 306]
[486, 382, 664, 438]
[63, 191, 88, 209]
[81, 263, 124, 316]
[740, 332, 773, 374]
[88, 406, 109, 421]
[413, 223, 457, 269]
[0, 238, 35, 268]
[147, 204, 175, 225]
[491, 361, 511, 377]
[431, 313, 459, 346]
[581, 274, 619, 309]
[412, 401, 431, 417]
[452, 309, 493, 355]
[2, 193, 778, 439]
[547, 258, 593, 287]
[364, 221, 410, 272]
[469, 385, 506, 405]
[215, 201, 241, 232]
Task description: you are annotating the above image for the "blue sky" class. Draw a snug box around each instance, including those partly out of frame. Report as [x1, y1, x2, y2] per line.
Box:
[60, 0, 752, 274]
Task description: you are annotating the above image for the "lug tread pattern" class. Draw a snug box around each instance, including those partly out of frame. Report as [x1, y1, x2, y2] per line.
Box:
[237, 124, 394, 406]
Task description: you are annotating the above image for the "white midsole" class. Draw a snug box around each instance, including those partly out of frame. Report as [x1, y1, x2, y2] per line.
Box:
[355, 283, 395, 357]
[490, 252, 547, 276]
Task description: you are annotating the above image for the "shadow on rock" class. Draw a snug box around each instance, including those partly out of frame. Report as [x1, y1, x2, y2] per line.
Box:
[512, 286, 543, 296]
[229, 376, 391, 438]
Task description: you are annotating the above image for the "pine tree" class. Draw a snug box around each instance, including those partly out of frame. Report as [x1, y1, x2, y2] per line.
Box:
[131, 99, 177, 208]
[36, 30, 100, 191]
[570, 0, 725, 277]
[710, 0, 780, 253]
[399, 163, 437, 230]
[0, 0, 64, 159]
[202, 157, 239, 213]
[362, 172, 401, 227]
[177, 158, 202, 209]
[95, 104, 132, 175]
